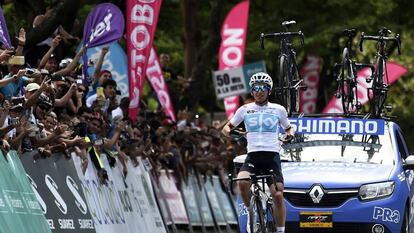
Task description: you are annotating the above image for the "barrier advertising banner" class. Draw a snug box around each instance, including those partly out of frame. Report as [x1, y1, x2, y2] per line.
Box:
[204, 179, 226, 226]
[72, 153, 166, 233]
[20, 151, 95, 233]
[0, 150, 51, 233]
[181, 177, 203, 226]
[212, 176, 238, 225]
[193, 176, 215, 227]
[154, 170, 189, 225]
[322, 62, 407, 113]
[73, 154, 136, 233]
[135, 159, 167, 232]
[219, 0, 250, 118]
[127, 0, 163, 121]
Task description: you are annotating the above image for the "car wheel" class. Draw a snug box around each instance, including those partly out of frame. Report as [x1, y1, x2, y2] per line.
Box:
[401, 207, 409, 233]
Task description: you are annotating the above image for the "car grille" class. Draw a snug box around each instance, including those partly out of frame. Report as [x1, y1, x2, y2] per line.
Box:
[284, 188, 358, 207]
[286, 222, 391, 233]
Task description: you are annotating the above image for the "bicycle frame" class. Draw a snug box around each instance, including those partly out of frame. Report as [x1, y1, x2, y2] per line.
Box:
[230, 173, 275, 233]
[334, 29, 376, 115]
[260, 21, 305, 116]
[359, 27, 401, 117]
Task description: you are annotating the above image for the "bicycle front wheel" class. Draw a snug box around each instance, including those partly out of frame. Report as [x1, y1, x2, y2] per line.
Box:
[371, 57, 386, 116]
[340, 48, 355, 114]
[249, 195, 266, 233]
[278, 56, 291, 115]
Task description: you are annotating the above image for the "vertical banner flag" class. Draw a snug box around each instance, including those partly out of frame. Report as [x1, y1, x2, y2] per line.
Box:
[127, 0, 163, 121]
[0, 7, 12, 49]
[83, 42, 129, 97]
[219, 0, 250, 119]
[147, 47, 176, 122]
[299, 55, 322, 113]
[82, 3, 125, 81]
[322, 62, 407, 113]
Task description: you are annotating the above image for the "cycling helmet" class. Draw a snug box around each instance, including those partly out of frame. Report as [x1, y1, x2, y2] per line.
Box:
[249, 72, 273, 89]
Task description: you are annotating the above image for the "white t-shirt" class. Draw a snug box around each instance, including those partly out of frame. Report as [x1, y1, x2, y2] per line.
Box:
[229, 102, 291, 153]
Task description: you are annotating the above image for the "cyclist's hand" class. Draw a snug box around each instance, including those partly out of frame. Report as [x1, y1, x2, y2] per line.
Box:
[279, 134, 295, 144]
[230, 128, 246, 139]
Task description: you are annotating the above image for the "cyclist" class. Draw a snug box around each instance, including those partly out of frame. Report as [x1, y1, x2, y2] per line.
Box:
[222, 72, 294, 233]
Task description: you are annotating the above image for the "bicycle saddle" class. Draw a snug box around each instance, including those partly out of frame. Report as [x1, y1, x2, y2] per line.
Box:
[342, 29, 356, 38]
[282, 20, 296, 28]
[379, 27, 392, 36]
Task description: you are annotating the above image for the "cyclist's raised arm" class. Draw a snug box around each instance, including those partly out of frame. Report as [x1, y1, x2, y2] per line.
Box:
[222, 106, 246, 137]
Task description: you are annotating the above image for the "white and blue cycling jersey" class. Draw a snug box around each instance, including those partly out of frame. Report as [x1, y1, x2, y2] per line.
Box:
[229, 102, 291, 153]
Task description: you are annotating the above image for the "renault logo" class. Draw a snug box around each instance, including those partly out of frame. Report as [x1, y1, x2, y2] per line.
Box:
[309, 185, 324, 203]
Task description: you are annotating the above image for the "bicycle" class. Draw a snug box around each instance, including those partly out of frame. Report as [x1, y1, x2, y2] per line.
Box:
[230, 172, 275, 233]
[359, 27, 401, 117]
[334, 29, 375, 115]
[260, 20, 306, 116]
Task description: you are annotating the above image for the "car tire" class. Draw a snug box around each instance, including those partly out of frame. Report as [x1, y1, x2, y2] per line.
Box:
[401, 207, 410, 233]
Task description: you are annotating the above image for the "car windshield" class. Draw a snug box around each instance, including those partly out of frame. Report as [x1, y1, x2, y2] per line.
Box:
[280, 130, 394, 165]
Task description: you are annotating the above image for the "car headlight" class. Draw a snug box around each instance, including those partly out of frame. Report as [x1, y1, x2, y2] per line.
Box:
[359, 181, 395, 201]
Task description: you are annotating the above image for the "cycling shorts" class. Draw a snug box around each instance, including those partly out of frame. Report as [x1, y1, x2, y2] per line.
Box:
[239, 151, 284, 185]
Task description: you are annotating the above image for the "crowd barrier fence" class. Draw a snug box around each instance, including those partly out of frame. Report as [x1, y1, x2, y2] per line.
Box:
[0, 150, 239, 233]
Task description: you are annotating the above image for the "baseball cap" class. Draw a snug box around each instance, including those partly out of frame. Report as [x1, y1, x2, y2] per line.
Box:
[26, 83, 40, 92]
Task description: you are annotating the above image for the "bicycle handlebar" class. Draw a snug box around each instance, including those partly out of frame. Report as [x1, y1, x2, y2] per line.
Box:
[228, 172, 274, 195]
[359, 32, 401, 55]
[260, 31, 304, 50]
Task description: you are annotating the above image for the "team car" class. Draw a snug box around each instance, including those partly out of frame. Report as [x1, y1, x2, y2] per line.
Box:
[235, 117, 414, 233]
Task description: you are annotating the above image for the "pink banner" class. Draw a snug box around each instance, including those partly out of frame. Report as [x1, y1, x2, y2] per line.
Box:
[219, 0, 250, 119]
[127, 0, 162, 121]
[299, 55, 322, 113]
[146, 47, 176, 122]
[322, 62, 407, 113]
[155, 170, 189, 224]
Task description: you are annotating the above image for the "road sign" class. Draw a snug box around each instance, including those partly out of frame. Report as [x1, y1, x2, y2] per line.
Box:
[213, 61, 266, 99]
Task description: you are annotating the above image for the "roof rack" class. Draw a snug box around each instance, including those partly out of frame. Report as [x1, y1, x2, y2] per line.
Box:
[290, 112, 395, 120]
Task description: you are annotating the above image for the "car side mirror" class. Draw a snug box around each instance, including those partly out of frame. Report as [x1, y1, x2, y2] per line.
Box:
[403, 155, 414, 170]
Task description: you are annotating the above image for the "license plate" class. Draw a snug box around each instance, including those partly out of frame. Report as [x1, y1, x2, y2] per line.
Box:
[299, 211, 333, 228]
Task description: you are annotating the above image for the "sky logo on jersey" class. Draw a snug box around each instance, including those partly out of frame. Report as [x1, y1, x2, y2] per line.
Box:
[288, 118, 385, 135]
[245, 114, 279, 132]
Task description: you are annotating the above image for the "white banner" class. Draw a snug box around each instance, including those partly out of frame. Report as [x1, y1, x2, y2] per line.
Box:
[72, 153, 167, 232]
[154, 170, 189, 225]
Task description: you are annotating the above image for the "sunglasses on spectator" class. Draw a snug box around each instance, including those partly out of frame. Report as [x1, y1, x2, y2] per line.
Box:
[251, 85, 271, 92]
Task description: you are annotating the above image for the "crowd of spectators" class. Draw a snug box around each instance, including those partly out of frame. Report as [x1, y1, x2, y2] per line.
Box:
[0, 14, 245, 187]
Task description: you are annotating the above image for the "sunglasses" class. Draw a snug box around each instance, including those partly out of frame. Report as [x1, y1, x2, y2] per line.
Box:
[251, 85, 271, 92]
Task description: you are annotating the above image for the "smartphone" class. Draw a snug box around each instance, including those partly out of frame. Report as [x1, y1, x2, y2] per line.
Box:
[97, 87, 104, 97]
[94, 139, 104, 146]
[9, 117, 19, 126]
